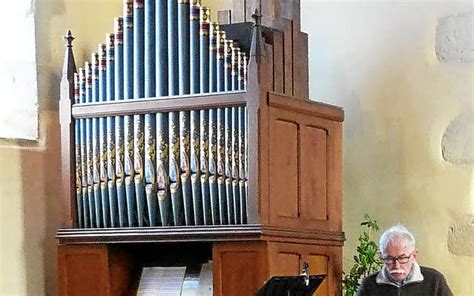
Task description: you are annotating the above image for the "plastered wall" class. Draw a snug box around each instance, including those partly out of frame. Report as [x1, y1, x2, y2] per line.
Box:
[1, 0, 123, 295]
[301, 1, 473, 295]
[1, 1, 229, 295]
[0, 0, 472, 295]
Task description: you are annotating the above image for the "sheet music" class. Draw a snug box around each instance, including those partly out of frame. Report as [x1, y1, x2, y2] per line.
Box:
[136, 266, 187, 296]
[197, 261, 213, 295]
[136, 263, 213, 296]
[180, 262, 213, 296]
[181, 265, 201, 296]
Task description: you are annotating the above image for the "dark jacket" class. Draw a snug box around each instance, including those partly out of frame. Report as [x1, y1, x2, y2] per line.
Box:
[357, 263, 453, 296]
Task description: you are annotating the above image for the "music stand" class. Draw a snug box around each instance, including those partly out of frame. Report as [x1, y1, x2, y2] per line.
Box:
[255, 274, 326, 296]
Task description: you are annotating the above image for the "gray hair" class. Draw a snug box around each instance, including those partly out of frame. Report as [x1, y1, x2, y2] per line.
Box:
[379, 224, 416, 254]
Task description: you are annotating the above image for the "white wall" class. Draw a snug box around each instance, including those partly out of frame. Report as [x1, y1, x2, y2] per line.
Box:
[301, 1, 473, 295]
[0, 0, 38, 140]
[1, 1, 471, 295]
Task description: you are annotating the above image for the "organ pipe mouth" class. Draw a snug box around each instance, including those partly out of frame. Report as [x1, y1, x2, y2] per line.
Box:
[124, 0, 133, 17]
[91, 53, 99, 80]
[200, 6, 210, 22]
[106, 34, 115, 52]
[210, 22, 219, 34]
[134, 0, 144, 9]
[219, 30, 226, 39]
[191, 5, 201, 20]
[114, 17, 124, 44]
[98, 44, 106, 71]
[85, 62, 92, 88]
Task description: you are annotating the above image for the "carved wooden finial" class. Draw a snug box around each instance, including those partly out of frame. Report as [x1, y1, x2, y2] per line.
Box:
[63, 30, 75, 48]
[250, 8, 265, 62]
[61, 29, 77, 96]
[252, 8, 262, 26]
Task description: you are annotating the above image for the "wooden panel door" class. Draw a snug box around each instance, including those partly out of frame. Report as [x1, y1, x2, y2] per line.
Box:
[268, 104, 342, 232]
[58, 245, 110, 296]
[268, 118, 299, 220]
[304, 254, 329, 296]
[213, 242, 268, 296]
[267, 242, 342, 296]
[300, 124, 329, 222]
[58, 244, 134, 296]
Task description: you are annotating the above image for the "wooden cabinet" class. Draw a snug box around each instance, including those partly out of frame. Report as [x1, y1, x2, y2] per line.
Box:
[57, 1, 344, 295]
[267, 93, 343, 232]
[58, 245, 134, 296]
[57, 93, 344, 295]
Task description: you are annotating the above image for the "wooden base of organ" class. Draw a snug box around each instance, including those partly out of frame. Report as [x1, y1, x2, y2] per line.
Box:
[58, 226, 343, 295]
[57, 1, 344, 295]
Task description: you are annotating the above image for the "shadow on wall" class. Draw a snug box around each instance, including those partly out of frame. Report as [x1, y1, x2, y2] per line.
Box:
[21, 111, 63, 296]
[20, 0, 69, 294]
[35, 0, 66, 112]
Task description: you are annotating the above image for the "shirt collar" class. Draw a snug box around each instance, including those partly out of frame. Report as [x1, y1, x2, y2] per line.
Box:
[376, 262, 424, 287]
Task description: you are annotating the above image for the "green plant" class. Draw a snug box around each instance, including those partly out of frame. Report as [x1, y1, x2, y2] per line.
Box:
[342, 214, 384, 296]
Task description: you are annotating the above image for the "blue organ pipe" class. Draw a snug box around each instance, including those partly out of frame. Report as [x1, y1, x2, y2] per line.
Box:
[224, 106, 234, 224]
[217, 30, 226, 92]
[91, 53, 103, 228]
[238, 51, 245, 91]
[199, 7, 210, 94]
[199, 6, 211, 224]
[244, 105, 248, 223]
[177, 0, 190, 95]
[123, 0, 137, 227]
[144, 0, 159, 226]
[106, 33, 119, 228]
[168, 0, 183, 226]
[156, 0, 171, 226]
[98, 43, 110, 227]
[133, 0, 147, 227]
[190, 0, 200, 95]
[114, 17, 128, 227]
[217, 107, 227, 224]
[232, 47, 240, 91]
[74, 73, 84, 228]
[243, 54, 248, 90]
[156, 0, 168, 97]
[124, 0, 134, 101]
[223, 40, 234, 223]
[224, 40, 233, 92]
[177, 2, 191, 228]
[85, 62, 95, 228]
[237, 106, 245, 224]
[189, 0, 203, 225]
[208, 23, 220, 223]
[209, 23, 218, 93]
[208, 108, 219, 224]
[231, 106, 240, 224]
[180, 108, 194, 226]
[200, 106, 211, 225]
[145, 113, 159, 226]
[144, 0, 155, 98]
[156, 111, 171, 225]
[167, 0, 178, 96]
[169, 110, 184, 225]
[78, 68, 90, 228]
[133, 114, 146, 227]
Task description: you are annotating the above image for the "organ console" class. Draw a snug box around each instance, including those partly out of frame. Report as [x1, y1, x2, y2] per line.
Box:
[57, 0, 345, 295]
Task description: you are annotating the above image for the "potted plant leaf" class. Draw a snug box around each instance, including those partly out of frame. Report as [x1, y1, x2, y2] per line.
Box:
[342, 214, 384, 296]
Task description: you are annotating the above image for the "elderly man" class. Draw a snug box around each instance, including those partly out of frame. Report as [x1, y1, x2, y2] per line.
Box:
[357, 224, 453, 296]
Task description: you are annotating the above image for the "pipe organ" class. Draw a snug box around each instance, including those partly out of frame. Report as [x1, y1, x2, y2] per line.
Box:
[57, 0, 344, 295]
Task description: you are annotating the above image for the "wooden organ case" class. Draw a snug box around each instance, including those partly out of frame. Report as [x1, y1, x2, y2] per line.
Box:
[57, 0, 344, 295]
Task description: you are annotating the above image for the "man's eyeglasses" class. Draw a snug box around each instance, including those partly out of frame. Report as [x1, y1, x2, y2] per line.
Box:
[381, 253, 414, 265]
